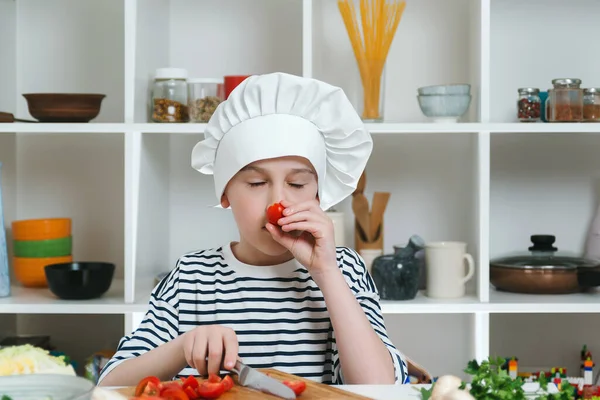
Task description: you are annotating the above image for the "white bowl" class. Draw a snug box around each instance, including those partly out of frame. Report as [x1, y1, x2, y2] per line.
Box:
[417, 84, 471, 95]
[0, 374, 94, 400]
[417, 94, 471, 123]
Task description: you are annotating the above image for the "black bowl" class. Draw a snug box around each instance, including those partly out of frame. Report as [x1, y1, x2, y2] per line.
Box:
[44, 262, 115, 300]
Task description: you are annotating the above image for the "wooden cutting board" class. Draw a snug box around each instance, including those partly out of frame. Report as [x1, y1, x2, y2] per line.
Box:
[114, 369, 373, 400]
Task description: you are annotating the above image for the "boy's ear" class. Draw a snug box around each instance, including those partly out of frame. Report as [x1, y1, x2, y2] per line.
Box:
[220, 193, 231, 208]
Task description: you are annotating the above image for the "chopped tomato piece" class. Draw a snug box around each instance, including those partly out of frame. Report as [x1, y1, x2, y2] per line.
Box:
[135, 376, 161, 397]
[283, 380, 307, 396]
[207, 373, 222, 383]
[160, 387, 189, 400]
[221, 375, 234, 391]
[182, 375, 199, 389]
[160, 382, 182, 393]
[196, 381, 226, 399]
[266, 202, 284, 225]
[183, 386, 198, 400]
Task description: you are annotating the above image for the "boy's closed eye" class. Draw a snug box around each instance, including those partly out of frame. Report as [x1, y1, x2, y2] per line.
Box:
[247, 181, 307, 189]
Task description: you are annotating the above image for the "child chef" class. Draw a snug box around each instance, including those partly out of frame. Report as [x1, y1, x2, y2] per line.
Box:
[98, 72, 409, 387]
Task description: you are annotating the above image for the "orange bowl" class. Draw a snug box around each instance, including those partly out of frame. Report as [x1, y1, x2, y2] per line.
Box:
[12, 218, 71, 241]
[13, 255, 73, 288]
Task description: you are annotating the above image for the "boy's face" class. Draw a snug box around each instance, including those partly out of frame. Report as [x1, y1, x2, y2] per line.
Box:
[221, 156, 319, 257]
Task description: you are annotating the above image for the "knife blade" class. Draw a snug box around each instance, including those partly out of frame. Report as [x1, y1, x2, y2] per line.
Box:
[232, 359, 297, 399]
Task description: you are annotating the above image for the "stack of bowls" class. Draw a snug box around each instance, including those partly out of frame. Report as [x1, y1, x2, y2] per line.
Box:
[417, 84, 472, 123]
[11, 218, 73, 288]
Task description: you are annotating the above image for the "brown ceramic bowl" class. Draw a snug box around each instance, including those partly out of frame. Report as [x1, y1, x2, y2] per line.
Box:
[22, 93, 106, 122]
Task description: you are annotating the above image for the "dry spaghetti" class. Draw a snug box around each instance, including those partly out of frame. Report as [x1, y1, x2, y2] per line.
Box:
[338, 0, 406, 120]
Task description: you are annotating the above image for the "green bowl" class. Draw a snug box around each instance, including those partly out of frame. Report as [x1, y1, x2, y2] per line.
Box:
[13, 236, 72, 257]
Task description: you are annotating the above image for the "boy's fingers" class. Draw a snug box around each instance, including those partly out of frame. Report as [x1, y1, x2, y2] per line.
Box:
[266, 223, 295, 249]
[282, 199, 320, 216]
[222, 329, 239, 370]
[193, 335, 209, 377]
[184, 334, 197, 370]
[207, 334, 224, 375]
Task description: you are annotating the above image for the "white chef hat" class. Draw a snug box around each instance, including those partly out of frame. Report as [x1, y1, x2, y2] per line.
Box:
[191, 72, 373, 211]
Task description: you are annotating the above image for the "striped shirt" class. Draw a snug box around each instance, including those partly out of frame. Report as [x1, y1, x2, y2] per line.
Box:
[98, 243, 409, 385]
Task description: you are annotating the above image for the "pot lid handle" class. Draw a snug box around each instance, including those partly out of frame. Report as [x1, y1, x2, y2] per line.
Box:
[528, 235, 558, 252]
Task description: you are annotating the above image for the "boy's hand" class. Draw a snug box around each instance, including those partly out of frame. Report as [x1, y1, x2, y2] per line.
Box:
[265, 199, 338, 280]
[181, 325, 239, 376]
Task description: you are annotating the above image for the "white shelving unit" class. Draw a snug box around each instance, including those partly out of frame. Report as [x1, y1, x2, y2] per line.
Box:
[1, 0, 599, 379]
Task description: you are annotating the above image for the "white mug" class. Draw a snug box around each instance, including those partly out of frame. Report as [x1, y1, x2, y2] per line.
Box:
[424, 241, 474, 299]
[359, 248, 383, 275]
[327, 211, 346, 247]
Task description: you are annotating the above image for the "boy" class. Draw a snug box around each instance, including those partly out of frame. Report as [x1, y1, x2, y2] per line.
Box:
[98, 72, 410, 387]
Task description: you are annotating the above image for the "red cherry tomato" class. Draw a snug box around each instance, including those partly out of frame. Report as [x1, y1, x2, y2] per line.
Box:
[283, 380, 307, 396]
[266, 202, 284, 225]
[135, 376, 161, 397]
[196, 381, 226, 399]
[221, 375, 234, 391]
[207, 373, 221, 383]
[181, 375, 199, 390]
[160, 387, 189, 400]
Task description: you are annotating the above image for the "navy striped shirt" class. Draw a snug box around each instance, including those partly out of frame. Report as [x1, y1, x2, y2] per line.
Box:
[98, 244, 409, 385]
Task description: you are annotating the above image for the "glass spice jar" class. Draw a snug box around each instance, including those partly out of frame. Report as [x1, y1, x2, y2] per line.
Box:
[187, 78, 224, 123]
[548, 78, 583, 122]
[151, 68, 189, 123]
[517, 88, 541, 122]
[583, 88, 600, 123]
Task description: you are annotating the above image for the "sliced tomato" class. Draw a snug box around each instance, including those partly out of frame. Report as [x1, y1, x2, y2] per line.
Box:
[182, 375, 199, 390]
[221, 375, 234, 391]
[196, 381, 226, 399]
[160, 382, 182, 393]
[207, 373, 222, 383]
[183, 386, 198, 400]
[266, 202, 284, 225]
[283, 380, 307, 396]
[135, 376, 161, 397]
[160, 387, 189, 400]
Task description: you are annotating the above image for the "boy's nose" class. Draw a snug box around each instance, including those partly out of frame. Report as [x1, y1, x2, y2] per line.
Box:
[269, 186, 285, 205]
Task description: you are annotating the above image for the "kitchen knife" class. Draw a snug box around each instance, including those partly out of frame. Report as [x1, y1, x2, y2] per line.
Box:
[232, 359, 297, 399]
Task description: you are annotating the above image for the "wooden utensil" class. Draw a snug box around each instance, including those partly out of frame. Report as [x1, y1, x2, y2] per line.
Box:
[114, 369, 372, 399]
[369, 192, 390, 241]
[0, 111, 37, 123]
[354, 171, 366, 194]
[352, 193, 371, 242]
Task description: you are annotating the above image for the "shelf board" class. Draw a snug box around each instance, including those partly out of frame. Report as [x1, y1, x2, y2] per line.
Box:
[0, 279, 141, 314]
[381, 292, 481, 314]
[0, 123, 127, 133]
[488, 289, 600, 313]
[1, 122, 599, 134]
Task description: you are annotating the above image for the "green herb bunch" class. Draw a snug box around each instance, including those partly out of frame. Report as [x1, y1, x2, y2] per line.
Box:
[419, 357, 575, 400]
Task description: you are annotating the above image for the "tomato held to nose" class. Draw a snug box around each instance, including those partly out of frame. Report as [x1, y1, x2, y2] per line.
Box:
[266, 202, 284, 225]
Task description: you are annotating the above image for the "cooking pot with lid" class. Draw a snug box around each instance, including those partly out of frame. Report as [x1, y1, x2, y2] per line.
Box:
[490, 234, 600, 294]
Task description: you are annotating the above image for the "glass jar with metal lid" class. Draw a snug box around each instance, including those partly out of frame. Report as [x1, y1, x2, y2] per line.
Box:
[548, 78, 583, 122]
[583, 88, 600, 122]
[517, 88, 541, 122]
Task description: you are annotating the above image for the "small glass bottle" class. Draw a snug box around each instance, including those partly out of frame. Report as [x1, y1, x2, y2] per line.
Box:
[583, 88, 600, 122]
[517, 88, 541, 122]
[151, 68, 189, 123]
[549, 78, 583, 122]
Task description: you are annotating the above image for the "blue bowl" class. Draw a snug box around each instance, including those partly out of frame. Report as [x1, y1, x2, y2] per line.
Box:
[417, 94, 471, 122]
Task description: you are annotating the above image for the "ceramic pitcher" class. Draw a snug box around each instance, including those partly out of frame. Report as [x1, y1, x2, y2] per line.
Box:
[0, 162, 9, 297]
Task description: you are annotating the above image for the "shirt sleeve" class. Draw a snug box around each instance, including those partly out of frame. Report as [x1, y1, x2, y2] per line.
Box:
[331, 247, 410, 385]
[97, 262, 181, 384]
